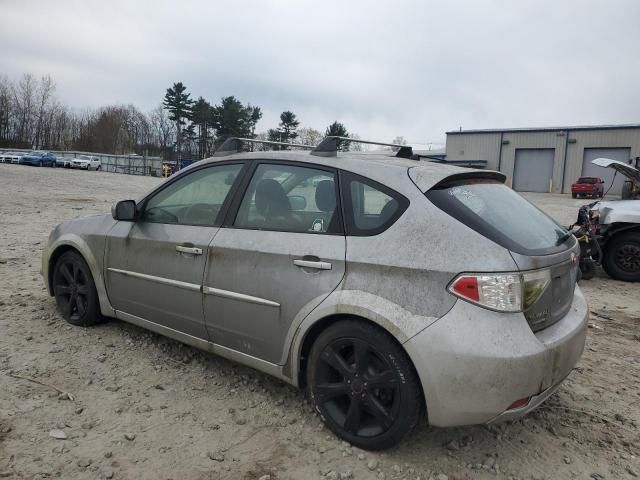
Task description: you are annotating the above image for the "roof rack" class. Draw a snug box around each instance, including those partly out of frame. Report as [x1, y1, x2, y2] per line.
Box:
[311, 136, 414, 159]
[213, 137, 315, 156]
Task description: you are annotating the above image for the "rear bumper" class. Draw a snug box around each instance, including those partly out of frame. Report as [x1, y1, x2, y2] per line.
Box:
[404, 286, 588, 427]
[487, 374, 566, 423]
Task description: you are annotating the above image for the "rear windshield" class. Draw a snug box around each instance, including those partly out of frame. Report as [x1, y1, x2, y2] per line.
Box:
[426, 180, 571, 255]
[577, 177, 597, 184]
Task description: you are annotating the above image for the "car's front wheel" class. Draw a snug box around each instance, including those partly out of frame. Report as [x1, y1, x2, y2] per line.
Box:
[603, 232, 640, 282]
[52, 251, 104, 326]
[307, 319, 423, 450]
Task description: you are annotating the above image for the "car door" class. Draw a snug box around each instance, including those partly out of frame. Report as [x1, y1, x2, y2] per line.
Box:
[105, 161, 246, 339]
[204, 162, 346, 364]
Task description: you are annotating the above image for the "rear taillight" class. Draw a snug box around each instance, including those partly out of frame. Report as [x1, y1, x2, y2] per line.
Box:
[448, 269, 551, 313]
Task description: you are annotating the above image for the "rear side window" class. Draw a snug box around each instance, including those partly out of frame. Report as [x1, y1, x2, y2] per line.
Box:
[234, 163, 341, 234]
[342, 172, 408, 236]
[426, 179, 570, 255]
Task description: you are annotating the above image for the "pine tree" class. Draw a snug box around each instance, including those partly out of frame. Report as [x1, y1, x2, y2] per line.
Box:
[191, 97, 214, 159]
[278, 111, 300, 148]
[211, 96, 261, 147]
[325, 121, 350, 151]
[163, 82, 193, 166]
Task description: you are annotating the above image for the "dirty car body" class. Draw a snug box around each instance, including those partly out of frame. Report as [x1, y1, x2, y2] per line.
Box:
[42, 147, 588, 449]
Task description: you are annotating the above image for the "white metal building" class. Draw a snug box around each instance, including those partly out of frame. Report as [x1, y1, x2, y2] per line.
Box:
[445, 124, 640, 195]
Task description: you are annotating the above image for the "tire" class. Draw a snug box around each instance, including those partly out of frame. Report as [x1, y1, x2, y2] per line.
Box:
[572, 193, 577, 199]
[579, 260, 596, 280]
[52, 251, 104, 326]
[602, 232, 640, 282]
[307, 319, 423, 450]
[38, 160, 43, 167]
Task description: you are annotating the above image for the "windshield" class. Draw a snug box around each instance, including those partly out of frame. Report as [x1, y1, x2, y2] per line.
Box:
[426, 179, 571, 255]
[578, 177, 597, 184]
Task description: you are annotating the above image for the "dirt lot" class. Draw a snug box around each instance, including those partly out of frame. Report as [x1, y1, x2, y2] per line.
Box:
[0, 165, 639, 480]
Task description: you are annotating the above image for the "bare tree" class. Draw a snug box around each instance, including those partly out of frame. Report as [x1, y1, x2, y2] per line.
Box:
[297, 127, 323, 147]
[349, 133, 364, 151]
[13, 73, 37, 146]
[34, 74, 55, 148]
[0, 76, 12, 145]
[149, 104, 175, 154]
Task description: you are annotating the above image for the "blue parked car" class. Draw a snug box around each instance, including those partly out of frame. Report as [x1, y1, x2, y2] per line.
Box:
[19, 151, 57, 167]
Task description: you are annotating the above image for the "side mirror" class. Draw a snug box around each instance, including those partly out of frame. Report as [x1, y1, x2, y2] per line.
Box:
[288, 195, 307, 211]
[112, 200, 137, 221]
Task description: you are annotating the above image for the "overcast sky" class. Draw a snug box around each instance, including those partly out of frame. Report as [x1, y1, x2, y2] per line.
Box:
[1, 0, 639, 147]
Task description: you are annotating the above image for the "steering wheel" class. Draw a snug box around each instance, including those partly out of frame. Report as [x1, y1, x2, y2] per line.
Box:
[183, 203, 217, 225]
[145, 207, 179, 223]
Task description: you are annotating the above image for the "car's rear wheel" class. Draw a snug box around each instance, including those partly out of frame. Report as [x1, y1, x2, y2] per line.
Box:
[603, 232, 640, 282]
[572, 193, 577, 198]
[38, 160, 43, 167]
[307, 319, 422, 450]
[52, 251, 103, 326]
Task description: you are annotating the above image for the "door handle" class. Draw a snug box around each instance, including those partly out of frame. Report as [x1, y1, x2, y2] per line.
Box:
[293, 259, 332, 270]
[176, 245, 203, 255]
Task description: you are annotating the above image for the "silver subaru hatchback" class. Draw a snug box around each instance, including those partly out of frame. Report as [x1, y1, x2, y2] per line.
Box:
[41, 137, 588, 450]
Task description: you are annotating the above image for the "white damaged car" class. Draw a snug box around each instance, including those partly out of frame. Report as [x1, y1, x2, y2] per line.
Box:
[589, 158, 640, 281]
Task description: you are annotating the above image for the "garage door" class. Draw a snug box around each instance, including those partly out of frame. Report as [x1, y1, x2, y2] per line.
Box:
[513, 149, 555, 192]
[582, 148, 631, 196]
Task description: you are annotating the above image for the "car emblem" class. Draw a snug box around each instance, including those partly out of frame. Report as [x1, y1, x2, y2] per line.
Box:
[570, 253, 578, 265]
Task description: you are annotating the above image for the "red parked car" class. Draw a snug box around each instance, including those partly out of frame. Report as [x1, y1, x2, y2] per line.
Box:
[571, 176, 604, 198]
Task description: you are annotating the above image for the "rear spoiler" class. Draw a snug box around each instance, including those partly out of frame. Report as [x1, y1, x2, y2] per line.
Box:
[429, 171, 507, 190]
[592, 157, 640, 184]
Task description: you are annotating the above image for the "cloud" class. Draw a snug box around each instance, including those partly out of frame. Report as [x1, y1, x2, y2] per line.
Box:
[1, 0, 639, 146]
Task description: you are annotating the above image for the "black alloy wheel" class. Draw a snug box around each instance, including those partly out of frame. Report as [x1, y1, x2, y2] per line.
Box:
[308, 319, 422, 450]
[615, 243, 640, 272]
[603, 232, 640, 282]
[52, 251, 103, 326]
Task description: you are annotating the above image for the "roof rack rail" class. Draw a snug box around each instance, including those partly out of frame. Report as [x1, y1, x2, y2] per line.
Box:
[311, 136, 414, 159]
[213, 137, 315, 157]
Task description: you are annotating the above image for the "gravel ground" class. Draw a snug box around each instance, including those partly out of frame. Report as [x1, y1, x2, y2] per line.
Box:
[0, 165, 639, 480]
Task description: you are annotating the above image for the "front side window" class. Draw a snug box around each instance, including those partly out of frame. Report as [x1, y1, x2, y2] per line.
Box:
[142, 163, 242, 226]
[343, 172, 409, 236]
[234, 163, 341, 234]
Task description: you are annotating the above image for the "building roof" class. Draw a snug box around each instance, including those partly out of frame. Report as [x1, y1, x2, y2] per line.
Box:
[446, 123, 640, 135]
[413, 147, 446, 156]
